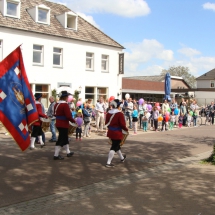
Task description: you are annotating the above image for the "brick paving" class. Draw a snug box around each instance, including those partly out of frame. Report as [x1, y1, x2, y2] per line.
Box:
[0, 123, 214, 214]
[0, 150, 211, 215]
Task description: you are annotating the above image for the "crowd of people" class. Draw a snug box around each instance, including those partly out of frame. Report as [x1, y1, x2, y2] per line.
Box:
[78, 96, 214, 134]
[28, 91, 215, 166]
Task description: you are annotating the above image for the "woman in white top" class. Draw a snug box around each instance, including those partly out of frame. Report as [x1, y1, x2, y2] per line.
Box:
[162, 99, 170, 114]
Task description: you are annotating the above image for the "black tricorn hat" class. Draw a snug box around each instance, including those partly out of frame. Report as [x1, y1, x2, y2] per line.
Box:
[59, 91, 71, 98]
[34, 93, 42, 100]
[110, 99, 122, 108]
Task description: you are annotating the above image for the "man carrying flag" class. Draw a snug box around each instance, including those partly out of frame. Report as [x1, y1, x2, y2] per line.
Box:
[30, 93, 48, 150]
[0, 46, 39, 151]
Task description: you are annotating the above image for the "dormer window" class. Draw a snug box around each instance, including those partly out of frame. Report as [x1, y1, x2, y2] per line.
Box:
[27, 4, 50, 25]
[56, 11, 78, 30]
[7, 1, 18, 16]
[0, 0, 21, 18]
[67, 14, 77, 29]
[38, 8, 48, 23]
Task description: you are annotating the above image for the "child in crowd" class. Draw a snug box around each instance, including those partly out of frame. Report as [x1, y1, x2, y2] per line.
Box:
[178, 113, 184, 128]
[169, 111, 176, 130]
[152, 106, 159, 132]
[91, 105, 96, 121]
[193, 110, 198, 127]
[72, 109, 77, 119]
[82, 103, 92, 138]
[75, 111, 83, 141]
[161, 112, 168, 131]
[158, 109, 163, 131]
[132, 105, 138, 134]
[187, 112, 192, 127]
[149, 109, 154, 130]
[142, 111, 149, 132]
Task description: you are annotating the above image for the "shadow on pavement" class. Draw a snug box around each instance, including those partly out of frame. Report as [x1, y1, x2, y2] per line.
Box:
[0, 126, 214, 210]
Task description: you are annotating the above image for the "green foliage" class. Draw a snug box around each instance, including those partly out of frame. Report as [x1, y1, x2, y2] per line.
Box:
[161, 66, 196, 88]
[201, 144, 215, 165]
[52, 89, 57, 99]
[74, 90, 79, 105]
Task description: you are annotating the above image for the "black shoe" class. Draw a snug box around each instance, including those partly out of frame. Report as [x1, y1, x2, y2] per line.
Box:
[49, 139, 57, 142]
[53, 155, 64, 160]
[29, 147, 37, 150]
[67, 152, 74, 157]
[105, 163, 115, 168]
[41, 144, 44, 148]
[121, 154, 126, 162]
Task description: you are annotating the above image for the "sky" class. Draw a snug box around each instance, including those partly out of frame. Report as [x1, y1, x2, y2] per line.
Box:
[53, 0, 215, 78]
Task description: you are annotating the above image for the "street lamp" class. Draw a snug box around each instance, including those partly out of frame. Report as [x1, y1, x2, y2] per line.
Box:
[78, 86, 82, 94]
[117, 88, 122, 96]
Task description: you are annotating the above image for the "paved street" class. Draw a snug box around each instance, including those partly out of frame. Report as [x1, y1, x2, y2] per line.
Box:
[0, 125, 215, 215]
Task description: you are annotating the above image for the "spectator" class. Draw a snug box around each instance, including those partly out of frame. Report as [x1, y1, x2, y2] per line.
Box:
[95, 97, 105, 132]
[47, 96, 57, 142]
[125, 98, 133, 129]
[162, 99, 170, 114]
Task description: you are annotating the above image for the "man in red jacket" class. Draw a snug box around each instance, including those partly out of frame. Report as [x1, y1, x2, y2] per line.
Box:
[54, 91, 76, 160]
[105, 99, 128, 167]
[30, 93, 47, 149]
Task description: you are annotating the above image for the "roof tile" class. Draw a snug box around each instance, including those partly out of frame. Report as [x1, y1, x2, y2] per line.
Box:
[0, 0, 123, 49]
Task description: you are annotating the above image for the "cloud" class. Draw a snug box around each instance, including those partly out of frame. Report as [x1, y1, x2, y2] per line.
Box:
[77, 12, 100, 28]
[203, 2, 215, 11]
[124, 40, 215, 77]
[124, 39, 173, 76]
[125, 39, 174, 63]
[53, 0, 150, 18]
[178, 47, 201, 57]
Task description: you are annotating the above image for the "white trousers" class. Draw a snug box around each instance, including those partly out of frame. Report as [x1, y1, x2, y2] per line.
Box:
[96, 112, 104, 131]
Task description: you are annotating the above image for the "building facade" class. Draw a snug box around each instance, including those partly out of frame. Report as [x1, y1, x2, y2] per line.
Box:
[122, 76, 191, 102]
[195, 68, 215, 106]
[0, 0, 124, 107]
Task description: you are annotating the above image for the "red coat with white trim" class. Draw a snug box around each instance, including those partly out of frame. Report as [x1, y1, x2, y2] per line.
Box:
[54, 101, 76, 128]
[105, 109, 128, 140]
[33, 101, 47, 126]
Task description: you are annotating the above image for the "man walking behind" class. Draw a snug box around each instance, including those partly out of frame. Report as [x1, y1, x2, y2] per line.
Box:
[125, 98, 133, 129]
[47, 96, 57, 142]
[95, 97, 105, 132]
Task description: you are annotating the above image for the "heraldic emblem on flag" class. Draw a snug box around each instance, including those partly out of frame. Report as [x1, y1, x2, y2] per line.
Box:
[0, 46, 39, 151]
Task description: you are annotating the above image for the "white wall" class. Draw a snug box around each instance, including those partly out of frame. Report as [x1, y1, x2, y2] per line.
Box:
[195, 91, 215, 98]
[195, 91, 215, 106]
[0, 27, 123, 102]
[197, 80, 211, 88]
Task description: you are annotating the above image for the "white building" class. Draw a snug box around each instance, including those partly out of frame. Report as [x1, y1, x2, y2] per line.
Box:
[195, 68, 215, 105]
[0, 0, 124, 107]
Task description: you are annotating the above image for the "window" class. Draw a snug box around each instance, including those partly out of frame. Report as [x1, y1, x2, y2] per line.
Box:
[0, 40, 2, 61]
[6, 0, 20, 18]
[101, 55, 109, 72]
[38, 8, 48, 23]
[85, 87, 95, 104]
[53, 48, 63, 67]
[97, 88, 107, 100]
[35, 84, 49, 108]
[85, 87, 108, 104]
[56, 11, 78, 30]
[33, 45, 43, 65]
[67, 14, 77, 29]
[27, 4, 50, 25]
[86, 53, 94, 70]
[211, 81, 215, 88]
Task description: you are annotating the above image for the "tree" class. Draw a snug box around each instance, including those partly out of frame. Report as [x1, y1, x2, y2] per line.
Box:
[51, 89, 57, 99]
[73, 90, 79, 105]
[160, 66, 196, 88]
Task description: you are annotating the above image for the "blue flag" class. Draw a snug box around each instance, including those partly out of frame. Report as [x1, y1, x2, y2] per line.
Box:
[0, 46, 39, 151]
